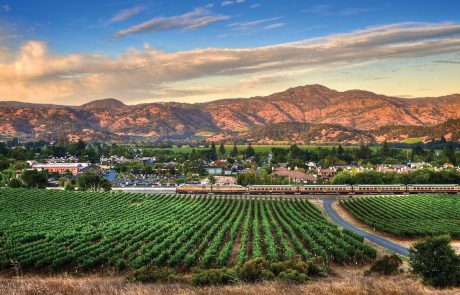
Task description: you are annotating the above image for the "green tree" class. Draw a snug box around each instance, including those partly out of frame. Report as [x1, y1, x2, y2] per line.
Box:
[219, 142, 226, 156]
[230, 144, 238, 157]
[444, 141, 457, 166]
[209, 142, 217, 161]
[245, 143, 255, 159]
[21, 170, 48, 189]
[380, 141, 391, 158]
[208, 174, 216, 185]
[77, 172, 111, 191]
[409, 236, 460, 288]
[8, 178, 22, 188]
[0, 156, 10, 171]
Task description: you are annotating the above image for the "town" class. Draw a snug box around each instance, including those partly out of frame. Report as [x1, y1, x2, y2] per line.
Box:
[1, 138, 459, 191]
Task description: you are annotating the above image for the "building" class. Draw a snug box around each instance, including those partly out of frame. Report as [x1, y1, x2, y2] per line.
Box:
[214, 176, 237, 185]
[318, 168, 336, 182]
[32, 163, 85, 175]
[206, 166, 223, 175]
[137, 157, 157, 164]
[273, 167, 317, 183]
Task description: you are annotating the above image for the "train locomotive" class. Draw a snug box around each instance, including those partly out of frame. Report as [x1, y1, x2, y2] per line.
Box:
[176, 183, 460, 194]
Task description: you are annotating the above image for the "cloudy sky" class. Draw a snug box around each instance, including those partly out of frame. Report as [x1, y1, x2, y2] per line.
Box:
[0, 0, 460, 105]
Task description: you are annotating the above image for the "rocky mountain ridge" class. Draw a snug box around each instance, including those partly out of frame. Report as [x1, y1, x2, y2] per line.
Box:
[1, 85, 459, 143]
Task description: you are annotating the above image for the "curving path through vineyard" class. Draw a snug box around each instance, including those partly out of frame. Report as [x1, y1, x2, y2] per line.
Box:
[323, 198, 409, 257]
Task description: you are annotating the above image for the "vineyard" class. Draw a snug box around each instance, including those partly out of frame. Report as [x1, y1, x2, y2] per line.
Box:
[0, 188, 375, 273]
[341, 195, 460, 237]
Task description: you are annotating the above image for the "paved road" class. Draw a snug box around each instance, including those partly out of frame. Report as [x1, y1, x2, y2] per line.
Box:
[323, 198, 409, 257]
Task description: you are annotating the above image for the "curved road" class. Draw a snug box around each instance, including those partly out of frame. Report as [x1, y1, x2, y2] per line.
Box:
[323, 198, 409, 257]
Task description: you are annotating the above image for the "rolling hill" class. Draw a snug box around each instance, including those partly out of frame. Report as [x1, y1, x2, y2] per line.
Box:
[1, 85, 459, 143]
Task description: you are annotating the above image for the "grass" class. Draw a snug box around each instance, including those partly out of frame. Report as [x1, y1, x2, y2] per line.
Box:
[401, 137, 424, 144]
[148, 144, 369, 154]
[195, 131, 217, 137]
[1, 273, 458, 295]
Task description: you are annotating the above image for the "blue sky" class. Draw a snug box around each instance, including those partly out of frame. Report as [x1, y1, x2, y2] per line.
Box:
[1, 0, 460, 104]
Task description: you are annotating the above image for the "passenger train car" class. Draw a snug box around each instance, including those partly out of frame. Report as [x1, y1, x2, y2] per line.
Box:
[176, 183, 460, 194]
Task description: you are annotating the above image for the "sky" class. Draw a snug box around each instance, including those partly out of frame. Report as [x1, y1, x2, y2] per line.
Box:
[0, 0, 460, 105]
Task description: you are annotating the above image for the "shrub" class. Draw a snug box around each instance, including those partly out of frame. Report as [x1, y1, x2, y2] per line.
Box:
[409, 235, 460, 288]
[125, 265, 176, 283]
[8, 178, 22, 188]
[271, 256, 324, 277]
[238, 257, 275, 282]
[192, 268, 236, 286]
[365, 254, 403, 275]
[278, 269, 309, 284]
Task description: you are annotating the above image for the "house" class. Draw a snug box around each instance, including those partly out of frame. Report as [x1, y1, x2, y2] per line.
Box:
[26, 160, 37, 166]
[206, 166, 223, 175]
[100, 155, 129, 164]
[318, 168, 336, 181]
[137, 157, 157, 164]
[214, 176, 237, 185]
[443, 162, 454, 169]
[306, 161, 317, 170]
[32, 163, 85, 175]
[408, 162, 427, 169]
[273, 167, 317, 183]
[79, 164, 102, 174]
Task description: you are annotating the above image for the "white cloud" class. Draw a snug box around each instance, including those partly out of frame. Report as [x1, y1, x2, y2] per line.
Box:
[110, 6, 144, 23]
[221, 0, 245, 7]
[114, 8, 229, 37]
[1, 22, 460, 103]
[229, 17, 282, 30]
[263, 23, 285, 30]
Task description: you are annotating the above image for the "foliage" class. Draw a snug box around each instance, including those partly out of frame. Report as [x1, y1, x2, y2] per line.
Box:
[8, 178, 22, 188]
[278, 269, 309, 283]
[365, 254, 402, 275]
[192, 268, 236, 286]
[0, 189, 373, 273]
[126, 265, 177, 283]
[332, 169, 460, 185]
[342, 195, 460, 237]
[238, 257, 275, 282]
[21, 170, 48, 189]
[77, 172, 111, 191]
[409, 236, 460, 288]
[236, 169, 289, 186]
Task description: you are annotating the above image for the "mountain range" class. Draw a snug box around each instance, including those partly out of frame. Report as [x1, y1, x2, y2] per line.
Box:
[1, 84, 459, 144]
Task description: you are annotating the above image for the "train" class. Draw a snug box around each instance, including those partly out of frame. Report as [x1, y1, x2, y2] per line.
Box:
[176, 183, 460, 194]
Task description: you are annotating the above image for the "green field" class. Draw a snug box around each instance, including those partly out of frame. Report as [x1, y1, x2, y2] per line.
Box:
[0, 188, 375, 273]
[400, 137, 424, 144]
[147, 144, 372, 154]
[341, 195, 460, 237]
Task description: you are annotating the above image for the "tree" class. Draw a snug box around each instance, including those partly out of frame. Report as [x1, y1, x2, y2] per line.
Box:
[409, 236, 460, 288]
[77, 172, 111, 191]
[21, 170, 48, 189]
[230, 144, 238, 158]
[219, 143, 226, 156]
[245, 143, 255, 159]
[444, 141, 457, 166]
[60, 177, 75, 191]
[380, 141, 391, 158]
[0, 156, 10, 171]
[208, 174, 216, 185]
[209, 142, 217, 161]
[8, 178, 22, 188]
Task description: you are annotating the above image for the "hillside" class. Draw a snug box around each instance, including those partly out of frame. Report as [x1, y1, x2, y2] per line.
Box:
[1, 85, 459, 143]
